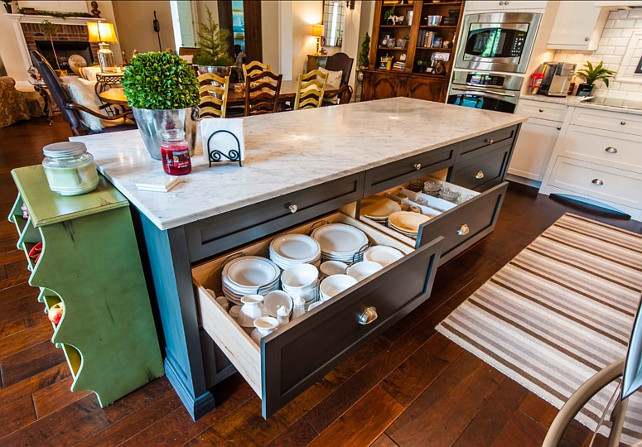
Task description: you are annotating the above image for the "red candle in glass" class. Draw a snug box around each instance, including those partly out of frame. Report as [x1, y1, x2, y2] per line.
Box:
[160, 129, 191, 175]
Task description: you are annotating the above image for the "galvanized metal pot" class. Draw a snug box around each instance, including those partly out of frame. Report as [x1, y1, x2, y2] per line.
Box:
[132, 107, 200, 160]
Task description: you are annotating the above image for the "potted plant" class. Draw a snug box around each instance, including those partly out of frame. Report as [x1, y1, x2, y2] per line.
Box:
[575, 60, 616, 96]
[383, 5, 395, 25]
[40, 20, 65, 75]
[192, 6, 234, 76]
[122, 51, 199, 160]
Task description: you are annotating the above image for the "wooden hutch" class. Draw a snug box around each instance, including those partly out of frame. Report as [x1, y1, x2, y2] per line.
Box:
[362, 0, 465, 102]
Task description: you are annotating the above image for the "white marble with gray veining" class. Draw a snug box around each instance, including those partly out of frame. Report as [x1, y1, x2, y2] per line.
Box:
[70, 97, 526, 230]
[521, 94, 642, 116]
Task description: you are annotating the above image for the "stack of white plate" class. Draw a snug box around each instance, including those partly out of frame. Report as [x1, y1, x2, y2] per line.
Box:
[311, 223, 369, 264]
[387, 211, 431, 239]
[222, 256, 280, 304]
[269, 234, 321, 270]
[364, 245, 404, 267]
[360, 195, 401, 222]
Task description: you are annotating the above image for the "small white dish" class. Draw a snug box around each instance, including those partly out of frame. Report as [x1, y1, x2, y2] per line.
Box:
[346, 261, 383, 281]
[251, 316, 279, 344]
[237, 294, 266, 327]
[364, 245, 404, 267]
[281, 264, 319, 289]
[264, 290, 293, 317]
[320, 274, 358, 301]
[320, 260, 348, 277]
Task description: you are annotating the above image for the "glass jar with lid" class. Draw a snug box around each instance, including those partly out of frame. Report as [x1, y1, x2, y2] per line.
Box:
[42, 142, 99, 196]
[160, 129, 191, 175]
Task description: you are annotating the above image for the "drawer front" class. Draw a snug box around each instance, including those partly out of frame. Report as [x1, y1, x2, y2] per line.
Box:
[417, 182, 508, 264]
[364, 145, 455, 196]
[457, 125, 518, 162]
[261, 236, 443, 417]
[516, 99, 567, 122]
[185, 174, 364, 261]
[450, 142, 512, 191]
[548, 157, 642, 208]
[560, 125, 642, 173]
[571, 107, 642, 136]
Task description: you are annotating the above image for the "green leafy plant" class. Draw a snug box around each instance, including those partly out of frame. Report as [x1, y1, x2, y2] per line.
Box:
[122, 52, 199, 109]
[383, 5, 395, 21]
[576, 60, 616, 87]
[358, 33, 370, 68]
[40, 20, 61, 70]
[22, 9, 93, 18]
[192, 7, 234, 66]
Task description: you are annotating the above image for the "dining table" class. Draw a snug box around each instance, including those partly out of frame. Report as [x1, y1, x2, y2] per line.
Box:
[98, 80, 342, 108]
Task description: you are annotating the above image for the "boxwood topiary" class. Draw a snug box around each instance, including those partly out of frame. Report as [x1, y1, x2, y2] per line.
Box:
[122, 51, 199, 110]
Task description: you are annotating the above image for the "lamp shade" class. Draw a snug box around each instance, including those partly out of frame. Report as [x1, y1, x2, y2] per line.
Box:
[312, 24, 324, 37]
[87, 22, 118, 44]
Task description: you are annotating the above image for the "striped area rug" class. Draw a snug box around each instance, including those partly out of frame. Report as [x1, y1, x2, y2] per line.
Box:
[436, 213, 642, 445]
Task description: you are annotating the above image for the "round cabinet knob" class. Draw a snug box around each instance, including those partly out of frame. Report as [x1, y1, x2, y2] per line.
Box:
[456, 224, 470, 236]
[556, 126, 562, 130]
[288, 204, 298, 213]
[592, 178, 604, 186]
[584, 37, 590, 41]
[620, 121, 627, 126]
[413, 163, 422, 171]
[358, 306, 378, 325]
[485, 138, 495, 145]
[539, 108, 544, 112]
[604, 146, 618, 154]
[475, 170, 485, 179]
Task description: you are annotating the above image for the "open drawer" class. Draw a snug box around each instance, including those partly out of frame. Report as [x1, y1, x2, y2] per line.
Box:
[359, 178, 508, 265]
[193, 212, 443, 418]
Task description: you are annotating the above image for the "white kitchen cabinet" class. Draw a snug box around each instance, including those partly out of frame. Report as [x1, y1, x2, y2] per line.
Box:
[547, 1, 609, 51]
[508, 118, 561, 182]
[464, 1, 548, 12]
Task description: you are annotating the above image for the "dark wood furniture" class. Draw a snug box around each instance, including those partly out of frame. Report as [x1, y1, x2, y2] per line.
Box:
[362, 0, 465, 102]
[244, 70, 283, 115]
[325, 52, 354, 87]
[306, 54, 328, 72]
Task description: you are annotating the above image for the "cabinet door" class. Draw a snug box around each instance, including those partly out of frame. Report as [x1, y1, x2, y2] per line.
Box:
[364, 72, 403, 100]
[405, 77, 448, 102]
[508, 118, 561, 181]
[547, 2, 608, 50]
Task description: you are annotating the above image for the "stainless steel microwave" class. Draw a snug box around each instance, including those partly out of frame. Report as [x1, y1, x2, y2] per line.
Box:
[455, 12, 541, 73]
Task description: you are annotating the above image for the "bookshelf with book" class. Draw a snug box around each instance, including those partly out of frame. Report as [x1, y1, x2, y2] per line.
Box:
[362, 0, 465, 102]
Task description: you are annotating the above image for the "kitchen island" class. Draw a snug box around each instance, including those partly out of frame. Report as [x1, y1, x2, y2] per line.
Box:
[72, 97, 526, 420]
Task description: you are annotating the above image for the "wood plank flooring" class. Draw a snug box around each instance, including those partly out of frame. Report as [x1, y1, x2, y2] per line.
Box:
[1, 117, 640, 446]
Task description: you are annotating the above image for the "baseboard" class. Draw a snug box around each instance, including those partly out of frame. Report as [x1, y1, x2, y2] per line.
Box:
[165, 356, 215, 421]
[505, 173, 542, 189]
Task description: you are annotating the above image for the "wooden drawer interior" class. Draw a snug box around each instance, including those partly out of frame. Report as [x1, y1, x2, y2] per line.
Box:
[193, 211, 418, 405]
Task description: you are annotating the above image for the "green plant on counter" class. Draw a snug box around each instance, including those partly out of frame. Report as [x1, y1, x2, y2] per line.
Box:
[358, 33, 370, 68]
[576, 60, 616, 87]
[122, 52, 198, 109]
[192, 6, 234, 66]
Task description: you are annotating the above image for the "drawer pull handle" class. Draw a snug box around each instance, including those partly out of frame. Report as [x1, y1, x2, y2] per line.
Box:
[592, 178, 604, 186]
[620, 121, 626, 125]
[485, 138, 495, 144]
[539, 108, 544, 112]
[475, 170, 485, 179]
[556, 126, 561, 130]
[413, 163, 422, 171]
[358, 306, 378, 325]
[584, 37, 590, 41]
[605, 146, 618, 154]
[288, 204, 298, 213]
[457, 224, 470, 236]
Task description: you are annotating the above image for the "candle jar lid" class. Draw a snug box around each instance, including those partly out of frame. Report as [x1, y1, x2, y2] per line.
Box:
[43, 141, 88, 158]
[160, 129, 186, 142]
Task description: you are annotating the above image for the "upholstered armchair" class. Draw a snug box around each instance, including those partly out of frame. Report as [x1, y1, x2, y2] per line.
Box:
[0, 77, 31, 128]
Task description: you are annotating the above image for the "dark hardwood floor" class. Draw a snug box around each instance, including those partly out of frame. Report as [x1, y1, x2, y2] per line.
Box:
[1, 117, 640, 446]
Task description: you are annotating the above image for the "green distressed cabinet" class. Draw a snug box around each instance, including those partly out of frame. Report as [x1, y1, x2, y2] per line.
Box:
[9, 165, 164, 407]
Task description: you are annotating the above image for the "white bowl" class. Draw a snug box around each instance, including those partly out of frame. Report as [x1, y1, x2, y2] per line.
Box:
[264, 290, 293, 317]
[320, 260, 348, 277]
[346, 261, 383, 282]
[320, 274, 358, 301]
[281, 263, 319, 289]
[364, 245, 404, 267]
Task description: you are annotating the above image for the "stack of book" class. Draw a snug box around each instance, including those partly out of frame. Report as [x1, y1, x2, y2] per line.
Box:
[417, 30, 436, 48]
[393, 61, 406, 70]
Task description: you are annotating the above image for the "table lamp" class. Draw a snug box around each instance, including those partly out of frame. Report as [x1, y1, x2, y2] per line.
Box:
[312, 24, 324, 55]
[87, 22, 119, 73]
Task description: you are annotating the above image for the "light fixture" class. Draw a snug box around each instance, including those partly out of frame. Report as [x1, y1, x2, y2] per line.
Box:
[87, 21, 119, 73]
[312, 24, 324, 55]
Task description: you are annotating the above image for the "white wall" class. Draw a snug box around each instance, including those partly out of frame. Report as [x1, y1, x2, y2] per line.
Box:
[291, 1, 323, 79]
[112, 1, 175, 55]
[553, 7, 642, 101]
[0, 11, 28, 82]
[93, 0, 122, 64]
[262, 1, 280, 72]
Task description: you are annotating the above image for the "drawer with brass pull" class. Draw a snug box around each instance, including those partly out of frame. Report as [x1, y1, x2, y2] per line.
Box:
[193, 211, 442, 417]
[548, 157, 642, 209]
[450, 142, 512, 191]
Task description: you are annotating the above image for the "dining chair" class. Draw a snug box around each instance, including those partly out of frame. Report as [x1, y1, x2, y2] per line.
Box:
[242, 61, 271, 81]
[30, 51, 134, 136]
[198, 72, 230, 118]
[244, 70, 282, 116]
[324, 52, 354, 87]
[294, 69, 328, 110]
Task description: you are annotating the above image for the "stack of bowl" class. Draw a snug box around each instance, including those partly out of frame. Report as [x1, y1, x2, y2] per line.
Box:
[281, 264, 319, 307]
[222, 256, 280, 304]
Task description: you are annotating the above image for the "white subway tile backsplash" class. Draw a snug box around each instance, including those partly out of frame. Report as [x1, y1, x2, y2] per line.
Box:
[609, 9, 629, 20]
[602, 55, 623, 65]
[602, 28, 622, 38]
[614, 20, 636, 29]
[595, 46, 616, 55]
[599, 37, 610, 47]
[608, 37, 630, 46]
[620, 83, 641, 92]
[635, 20, 642, 28]
[614, 47, 626, 56]
[627, 9, 642, 19]
[605, 19, 616, 29]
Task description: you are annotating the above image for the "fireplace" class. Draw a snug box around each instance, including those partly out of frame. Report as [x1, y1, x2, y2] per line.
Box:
[35, 40, 95, 71]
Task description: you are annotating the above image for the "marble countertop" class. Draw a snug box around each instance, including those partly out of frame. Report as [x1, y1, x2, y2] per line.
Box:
[521, 94, 642, 116]
[71, 97, 526, 230]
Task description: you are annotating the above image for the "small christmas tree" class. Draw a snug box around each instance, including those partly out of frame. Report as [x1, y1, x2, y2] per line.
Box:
[192, 7, 234, 66]
[359, 33, 370, 68]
